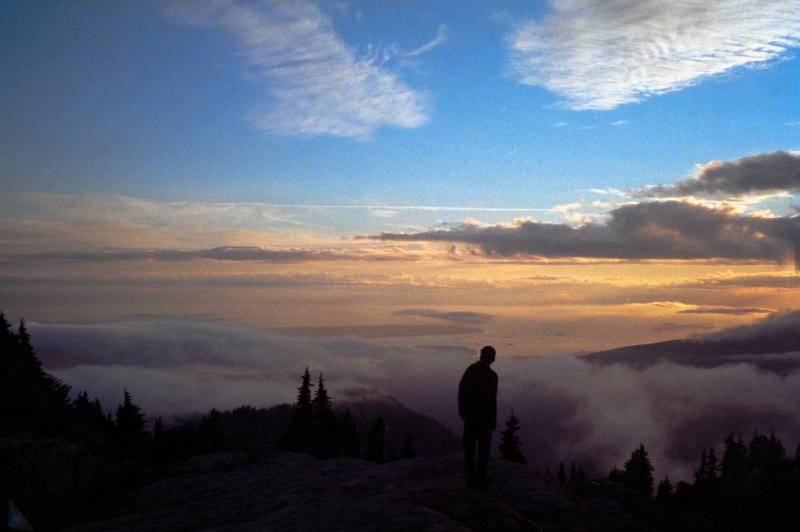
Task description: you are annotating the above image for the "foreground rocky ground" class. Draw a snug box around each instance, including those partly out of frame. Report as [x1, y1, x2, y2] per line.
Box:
[65, 453, 657, 531]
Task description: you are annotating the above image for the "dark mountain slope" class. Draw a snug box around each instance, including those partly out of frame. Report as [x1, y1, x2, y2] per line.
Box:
[583, 310, 800, 373]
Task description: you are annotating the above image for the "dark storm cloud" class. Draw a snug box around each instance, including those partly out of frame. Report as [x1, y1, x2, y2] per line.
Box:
[639, 151, 800, 198]
[393, 308, 495, 324]
[369, 201, 799, 262]
[25, 311, 800, 480]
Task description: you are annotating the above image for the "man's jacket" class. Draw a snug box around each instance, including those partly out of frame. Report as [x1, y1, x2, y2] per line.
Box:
[458, 361, 498, 430]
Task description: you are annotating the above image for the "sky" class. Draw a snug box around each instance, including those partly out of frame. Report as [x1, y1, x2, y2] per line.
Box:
[1, 0, 800, 476]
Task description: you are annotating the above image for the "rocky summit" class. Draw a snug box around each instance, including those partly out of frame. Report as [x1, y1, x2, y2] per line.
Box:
[65, 453, 655, 532]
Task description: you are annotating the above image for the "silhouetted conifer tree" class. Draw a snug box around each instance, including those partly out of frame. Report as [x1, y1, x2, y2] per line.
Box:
[366, 417, 386, 463]
[17, 318, 32, 354]
[115, 388, 147, 444]
[200, 408, 225, 452]
[283, 367, 315, 453]
[401, 433, 416, 459]
[297, 367, 313, 412]
[153, 416, 165, 437]
[311, 374, 336, 458]
[0, 311, 11, 340]
[337, 408, 359, 458]
[607, 466, 624, 484]
[558, 461, 566, 483]
[499, 411, 526, 464]
[1, 315, 70, 437]
[694, 446, 719, 485]
[623, 444, 655, 498]
[721, 433, 747, 482]
[312, 374, 332, 419]
[655, 476, 673, 503]
[74, 390, 92, 413]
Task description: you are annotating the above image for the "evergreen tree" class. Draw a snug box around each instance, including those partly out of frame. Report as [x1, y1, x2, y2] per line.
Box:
[499, 411, 527, 464]
[400, 433, 416, 459]
[366, 417, 386, 463]
[199, 408, 225, 452]
[311, 373, 332, 421]
[695, 446, 719, 485]
[576, 465, 586, 482]
[74, 390, 92, 413]
[0, 316, 70, 437]
[720, 433, 747, 482]
[655, 476, 673, 503]
[310, 374, 336, 458]
[558, 461, 566, 483]
[337, 408, 359, 458]
[607, 466, 625, 483]
[0, 311, 11, 341]
[623, 444, 655, 498]
[115, 388, 147, 443]
[297, 367, 313, 412]
[17, 318, 32, 354]
[283, 367, 315, 453]
[153, 416, 165, 438]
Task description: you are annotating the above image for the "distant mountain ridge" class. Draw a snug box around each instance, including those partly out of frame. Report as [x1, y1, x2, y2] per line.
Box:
[583, 310, 800, 374]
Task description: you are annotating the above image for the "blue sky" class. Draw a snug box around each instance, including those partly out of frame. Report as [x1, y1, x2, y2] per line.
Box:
[2, 0, 798, 217]
[3, 2, 800, 468]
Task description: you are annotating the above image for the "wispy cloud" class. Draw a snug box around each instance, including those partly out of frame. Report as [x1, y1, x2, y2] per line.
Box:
[405, 24, 449, 57]
[164, 0, 427, 138]
[677, 306, 774, 315]
[394, 308, 494, 324]
[509, 0, 800, 110]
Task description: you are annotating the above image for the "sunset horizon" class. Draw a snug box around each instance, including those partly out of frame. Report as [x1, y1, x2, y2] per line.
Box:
[3, 1, 800, 530]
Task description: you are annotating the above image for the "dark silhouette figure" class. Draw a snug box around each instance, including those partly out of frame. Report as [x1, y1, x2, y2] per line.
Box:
[458, 345, 498, 487]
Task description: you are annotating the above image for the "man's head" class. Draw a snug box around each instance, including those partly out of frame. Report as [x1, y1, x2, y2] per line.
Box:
[479, 345, 496, 365]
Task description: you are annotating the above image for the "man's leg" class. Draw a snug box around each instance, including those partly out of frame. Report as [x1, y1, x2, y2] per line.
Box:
[463, 422, 477, 483]
[476, 427, 492, 485]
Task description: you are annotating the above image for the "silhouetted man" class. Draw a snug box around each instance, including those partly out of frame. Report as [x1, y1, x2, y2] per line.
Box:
[458, 345, 497, 487]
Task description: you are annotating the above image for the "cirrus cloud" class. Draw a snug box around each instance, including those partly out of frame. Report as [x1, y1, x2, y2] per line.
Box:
[164, 0, 427, 138]
[509, 0, 800, 110]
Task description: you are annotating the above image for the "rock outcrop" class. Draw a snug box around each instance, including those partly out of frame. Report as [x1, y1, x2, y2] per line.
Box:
[66, 453, 657, 531]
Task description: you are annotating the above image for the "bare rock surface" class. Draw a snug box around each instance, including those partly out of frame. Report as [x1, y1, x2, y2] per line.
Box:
[65, 453, 655, 532]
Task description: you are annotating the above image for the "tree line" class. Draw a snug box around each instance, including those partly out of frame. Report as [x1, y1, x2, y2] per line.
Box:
[282, 367, 416, 463]
[507, 410, 800, 531]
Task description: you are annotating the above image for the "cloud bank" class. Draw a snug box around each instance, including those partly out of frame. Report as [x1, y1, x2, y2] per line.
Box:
[639, 151, 800, 199]
[510, 0, 800, 109]
[28, 315, 800, 480]
[1, 246, 407, 264]
[164, 0, 427, 137]
[369, 201, 799, 263]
